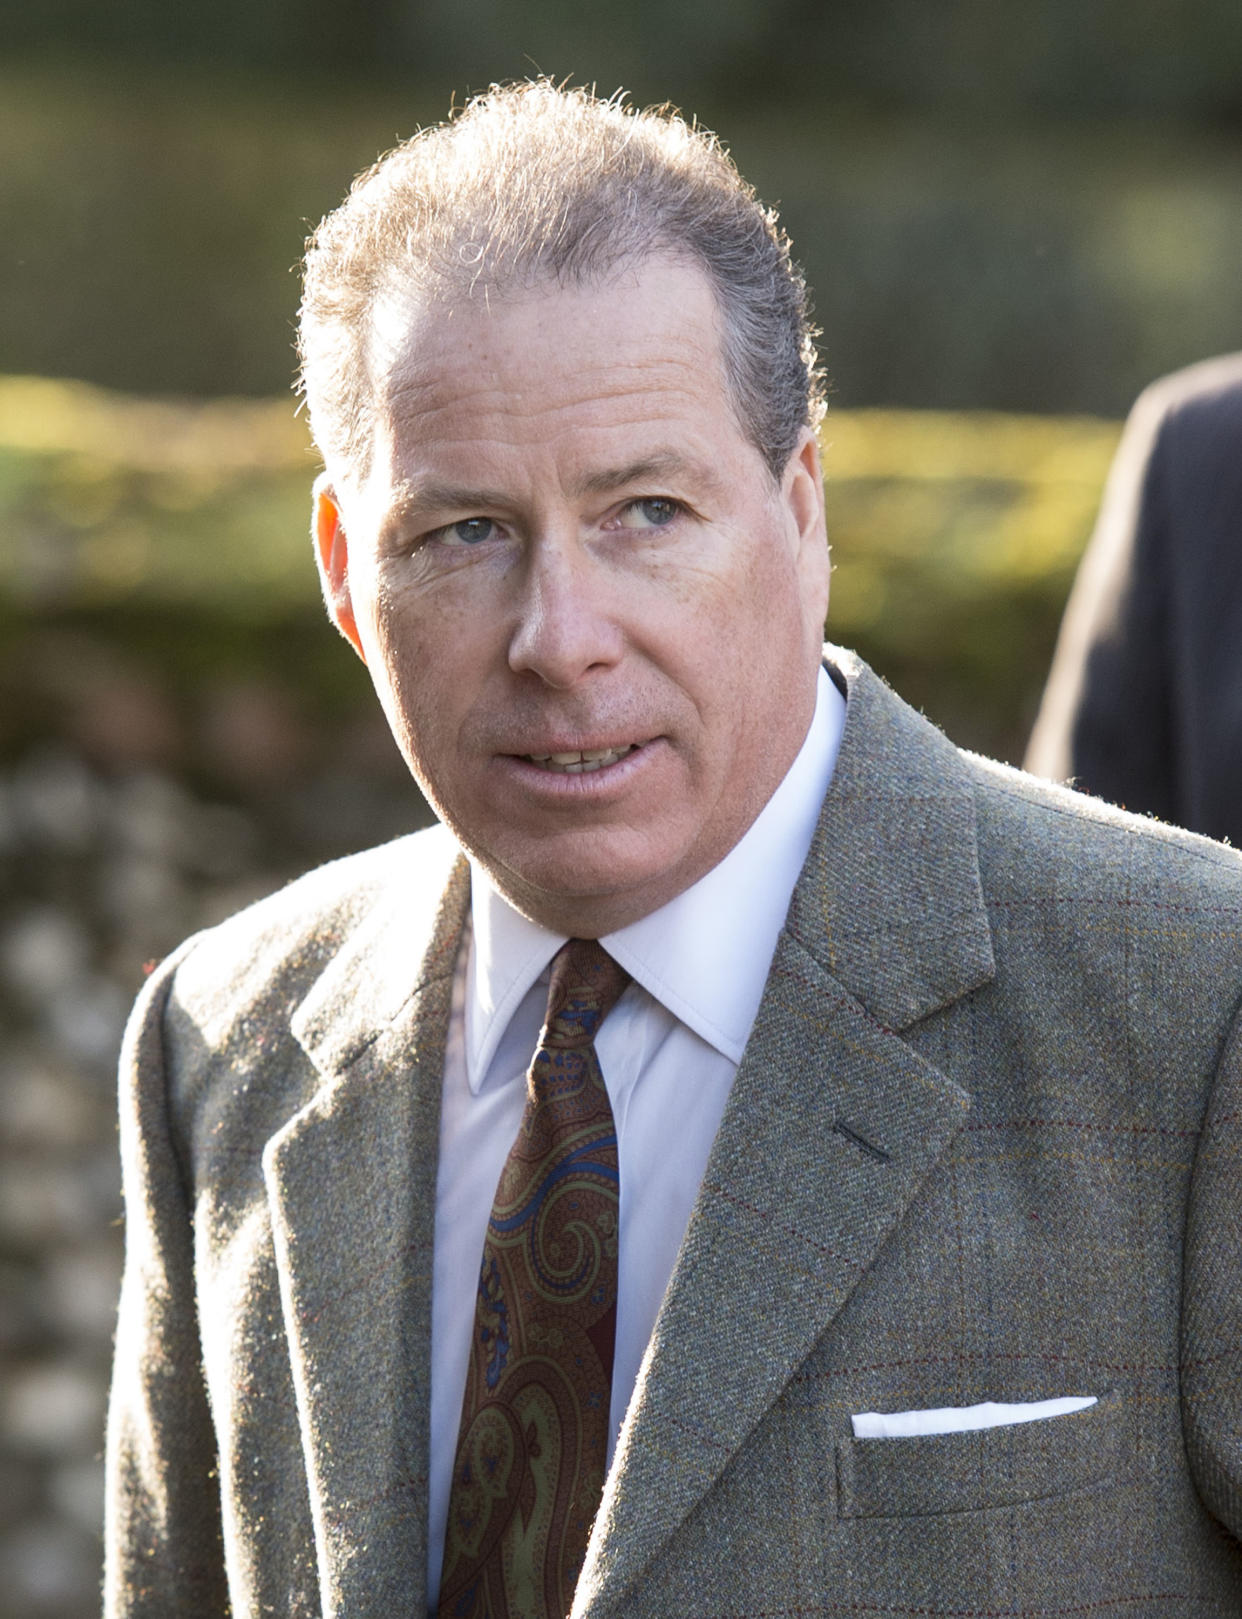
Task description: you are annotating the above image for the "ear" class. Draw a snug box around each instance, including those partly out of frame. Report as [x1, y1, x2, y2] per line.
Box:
[312, 475, 366, 662]
[781, 428, 831, 640]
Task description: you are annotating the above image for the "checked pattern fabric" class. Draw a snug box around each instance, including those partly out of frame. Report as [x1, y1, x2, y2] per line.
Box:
[438, 939, 631, 1619]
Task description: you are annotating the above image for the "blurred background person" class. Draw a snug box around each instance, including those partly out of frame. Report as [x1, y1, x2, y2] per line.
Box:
[1025, 354, 1242, 841]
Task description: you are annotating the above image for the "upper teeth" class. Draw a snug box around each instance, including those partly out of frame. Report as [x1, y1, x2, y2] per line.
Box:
[526, 746, 635, 774]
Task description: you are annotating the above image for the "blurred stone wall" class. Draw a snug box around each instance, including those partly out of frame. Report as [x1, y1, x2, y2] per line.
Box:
[0, 740, 427, 1618]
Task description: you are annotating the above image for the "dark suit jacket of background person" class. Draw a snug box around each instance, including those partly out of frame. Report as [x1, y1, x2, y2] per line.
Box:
[104, 648, 1242, 1619]
[1026, 353, 1242, 841]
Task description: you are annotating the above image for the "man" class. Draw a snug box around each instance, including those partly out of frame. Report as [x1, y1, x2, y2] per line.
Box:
[105, 84, 1242, 1618]
[1026, 353, 1242, 842]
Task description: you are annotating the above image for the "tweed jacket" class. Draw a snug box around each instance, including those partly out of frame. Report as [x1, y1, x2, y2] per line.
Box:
[1026, 353, 1242, 842]
[105, 647, 1242, 1618]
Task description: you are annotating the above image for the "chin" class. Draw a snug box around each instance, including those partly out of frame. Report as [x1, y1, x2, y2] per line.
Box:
[491, 841, 682, 929]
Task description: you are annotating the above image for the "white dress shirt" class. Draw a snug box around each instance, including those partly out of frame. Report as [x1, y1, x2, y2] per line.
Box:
[426, 667, 845, 1604]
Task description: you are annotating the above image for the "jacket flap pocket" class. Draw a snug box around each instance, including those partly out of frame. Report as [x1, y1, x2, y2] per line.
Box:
[836, 1390, 1123, 1519]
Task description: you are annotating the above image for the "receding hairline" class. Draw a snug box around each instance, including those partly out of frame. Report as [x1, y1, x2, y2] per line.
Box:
[298, 80, 825, 488]
[338, 252, 776, 499]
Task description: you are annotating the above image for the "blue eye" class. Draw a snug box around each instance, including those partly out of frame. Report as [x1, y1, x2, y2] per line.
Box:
[442, 517, 495, 546]
[639, 498, 678, 525]
[618, 498, 680, 529]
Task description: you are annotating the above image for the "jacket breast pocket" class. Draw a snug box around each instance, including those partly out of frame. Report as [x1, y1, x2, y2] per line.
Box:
[835, 1390, 1124, 1519]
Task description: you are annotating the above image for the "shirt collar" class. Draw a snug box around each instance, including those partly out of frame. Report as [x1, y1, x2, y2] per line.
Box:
[466, 665, 845, 1089]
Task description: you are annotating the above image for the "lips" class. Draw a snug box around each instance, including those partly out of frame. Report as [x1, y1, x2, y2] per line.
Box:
[524, 745, 637, 774]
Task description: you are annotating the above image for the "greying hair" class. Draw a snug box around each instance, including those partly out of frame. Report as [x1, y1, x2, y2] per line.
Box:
[297, 81, 825, 485]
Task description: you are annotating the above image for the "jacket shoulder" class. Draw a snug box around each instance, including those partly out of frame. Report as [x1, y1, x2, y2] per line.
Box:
[827, 644, 1242, 909]
[140, 822, 463, 1042]
[1128, 352, 1242, 475]
[1139, 350, 1242, 422]
[966, 749, 1242, 910]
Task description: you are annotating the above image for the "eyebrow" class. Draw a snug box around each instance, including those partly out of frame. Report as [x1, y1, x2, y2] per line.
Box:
[383, 452, 723, 530]
[571, 452, 718, 498]
[386, 480, 513, 524]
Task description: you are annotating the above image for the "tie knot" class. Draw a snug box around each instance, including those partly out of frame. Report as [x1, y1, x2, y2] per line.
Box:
[542, 938, 630, 1049]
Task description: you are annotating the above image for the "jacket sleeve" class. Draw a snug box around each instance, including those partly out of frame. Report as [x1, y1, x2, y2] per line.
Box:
[1182, 1007, 1242, 1540]
[1023, 382, 1177, 820]
[104, 944, 232, 1617]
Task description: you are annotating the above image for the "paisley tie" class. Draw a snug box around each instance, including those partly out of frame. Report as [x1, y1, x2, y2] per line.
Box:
[438, 939, 631, 1619]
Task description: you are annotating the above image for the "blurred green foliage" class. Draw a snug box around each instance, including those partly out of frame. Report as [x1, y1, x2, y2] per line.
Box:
[824, 410, 1119, 758]
[0, 379, 318, 614]
[0, 375, 1119, 772]
[3, 56, 1241, 419]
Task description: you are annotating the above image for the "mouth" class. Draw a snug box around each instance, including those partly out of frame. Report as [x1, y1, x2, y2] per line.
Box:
[522, 744, 639, 775]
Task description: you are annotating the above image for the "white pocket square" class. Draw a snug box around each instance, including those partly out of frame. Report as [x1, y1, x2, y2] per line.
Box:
[850, 1394, 1097, 1439]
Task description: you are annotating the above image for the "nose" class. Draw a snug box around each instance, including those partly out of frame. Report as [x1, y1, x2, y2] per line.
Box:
[507, 533, 625, 688]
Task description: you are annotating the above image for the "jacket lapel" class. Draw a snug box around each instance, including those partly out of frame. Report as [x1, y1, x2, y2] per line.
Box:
[575, 649, 997, 1616]
[262, 829, 468, 1618]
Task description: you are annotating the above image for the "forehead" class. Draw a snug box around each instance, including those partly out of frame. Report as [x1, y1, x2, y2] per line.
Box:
[362, 259, 751, 492]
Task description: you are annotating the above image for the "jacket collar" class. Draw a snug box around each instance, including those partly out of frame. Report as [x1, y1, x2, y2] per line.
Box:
[289, 824, 466, 1077]
[268, 826, 467, 1616]
[788, 645, 995, 1030]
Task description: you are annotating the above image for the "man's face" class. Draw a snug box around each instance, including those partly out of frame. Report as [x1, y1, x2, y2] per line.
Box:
[316, 257, 830, 935]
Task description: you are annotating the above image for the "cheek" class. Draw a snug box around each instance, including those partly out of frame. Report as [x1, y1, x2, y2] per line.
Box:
[625, 538, 795, 713]
[727, 545, 804, 655]
[367, 574, 464, 684]
[353, 590, 439, 744]
[367, 581, 502, 754]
